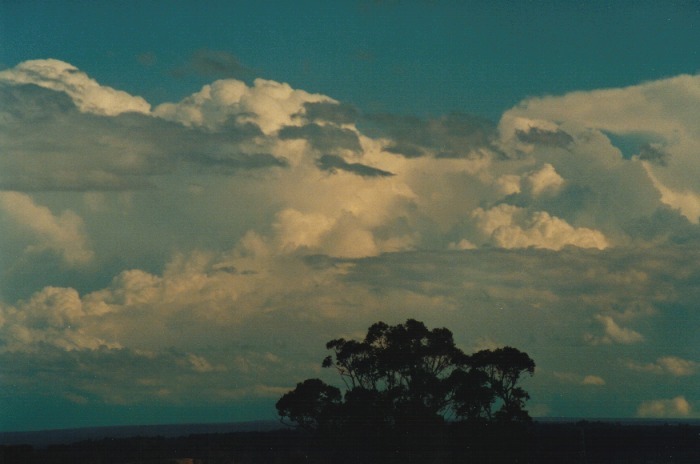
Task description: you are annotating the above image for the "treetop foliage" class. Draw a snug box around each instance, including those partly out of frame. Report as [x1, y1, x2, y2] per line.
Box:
[277, 319, 535, 434]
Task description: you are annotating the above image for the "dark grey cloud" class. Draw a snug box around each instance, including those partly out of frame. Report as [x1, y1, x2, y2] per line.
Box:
[636, 143, 670, 166]
[278, 123, 362, 153]
[172, 49, 255, 80]
[301, 101, 360, 125]
[315, 154, 394, 177]
[623, 207, 700, 244]
[339, 243, 700, 357]
[0, 82, 76, 121]
[180, 152, 288, 173]
[0, 83, 284, 191]
[361, 112, 497, 158]
[515, 127, 574, 147]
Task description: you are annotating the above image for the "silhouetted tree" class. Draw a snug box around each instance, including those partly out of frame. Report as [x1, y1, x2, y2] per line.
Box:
[275, 378, 341, 432]
[470, 346, 536, 422]
[276, 319, 535, 462]
[277, 320, 535, 426]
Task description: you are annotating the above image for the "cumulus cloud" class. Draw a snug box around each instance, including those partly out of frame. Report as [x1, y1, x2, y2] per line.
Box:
[628, 356, 698, 377]
[0, 192, 94, 265]
[153, 77, 333, 134]
[637, 396, 692, 418]
[471, 204, 609, 250]
[0, 77, 285, 191]
[524, 163, 564, 196]
[500, 73, 700, 227]
[500, 74, 700, 140]
[0, 59, 150, 115]
[644, 162, 700, 223]
[0, 286, 118, 352]
[3, 61, 700, 418]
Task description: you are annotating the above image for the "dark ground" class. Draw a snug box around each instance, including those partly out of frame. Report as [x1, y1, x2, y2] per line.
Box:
[1, 420, 699, 464]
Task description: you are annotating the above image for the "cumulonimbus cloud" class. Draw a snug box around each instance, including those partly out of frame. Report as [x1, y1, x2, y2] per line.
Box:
[2, 60, 700, 418]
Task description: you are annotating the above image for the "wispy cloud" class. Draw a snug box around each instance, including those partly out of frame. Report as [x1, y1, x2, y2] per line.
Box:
[172, 49, 256, 81]
[637, 396, 693, 418]
[628, 356, 698, 377]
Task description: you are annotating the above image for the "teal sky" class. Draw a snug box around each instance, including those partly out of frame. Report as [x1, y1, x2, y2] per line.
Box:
[1, 1, 700, 432]
[3, 1, 699, 118]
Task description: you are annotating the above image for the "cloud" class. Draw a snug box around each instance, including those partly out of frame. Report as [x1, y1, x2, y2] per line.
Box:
[315, 154, 394, 177]
[301, 101, 360, 125]
[643, 162, 700, 224]
[0, 59, 150, 116]
[471, 204, 609, 250]
[554, 372, 606, 386]
[0, 286, 117, 352]
[637, 396, 692, 418]
[582, 375, 606, 386]
[524, 163, 564, 197]
[3, 61, 700, 420]
[500, 74, 700, 139]
[635, 143, 669, 166]
[628, 356, 698, 377]
[187, 353, 226, 373]
[278, 123, 362, 153]
[589, 315, 644, 345]
[0, 192, 94, 265]
[499, 73, 700, 228]
[173, 49, 255, 80]
[363, 112, 496, 158]
[0, 79, 286, 191]
[515, 126, 574, 148]
[154, 77, 334, 134]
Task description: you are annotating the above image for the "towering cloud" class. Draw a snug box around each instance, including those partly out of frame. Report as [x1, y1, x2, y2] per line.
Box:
[1, 60, 699, 420]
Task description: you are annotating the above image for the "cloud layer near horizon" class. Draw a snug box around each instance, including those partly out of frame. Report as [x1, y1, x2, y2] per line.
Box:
[1, 60, 698, 424]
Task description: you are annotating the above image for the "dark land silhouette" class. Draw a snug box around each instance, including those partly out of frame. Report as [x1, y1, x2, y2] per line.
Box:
[2, 420, 700, 463]
[3, 320, 698, 463]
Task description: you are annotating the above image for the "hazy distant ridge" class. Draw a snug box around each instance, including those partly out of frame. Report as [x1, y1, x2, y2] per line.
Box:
[0, 420, 282, 447]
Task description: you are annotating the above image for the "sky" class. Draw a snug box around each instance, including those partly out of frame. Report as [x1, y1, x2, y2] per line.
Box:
[1, 0, 699, 432]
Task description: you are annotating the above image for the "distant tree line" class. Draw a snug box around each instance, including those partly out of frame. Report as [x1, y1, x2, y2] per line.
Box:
[6, 422, 699, 464]
[276, 319, 536, 463]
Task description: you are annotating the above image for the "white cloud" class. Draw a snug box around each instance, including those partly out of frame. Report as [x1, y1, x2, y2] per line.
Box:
[0, 192, 93, 265]
[499, 73, 700, 230]
[3, 61, 700, 417]
[589, 315, 644, 345]
[500, 74, 700, 139]
[643, 162, 700, 223]
[525, 163, 564, 196]
[0, 286, 119, 352]
[637, 396, 692, 418]
[154, 77, 333, 134]
[582, 375, 606, 386]
[187, 353, 226, 373]
[554, 372, 606, 386]
[628, 356, 698, 377]
[472, 204, 609, 250]
[0, 59, 151, 116]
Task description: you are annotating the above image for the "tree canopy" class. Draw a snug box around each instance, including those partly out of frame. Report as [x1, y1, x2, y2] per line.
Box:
[276, 319, 535, 433]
